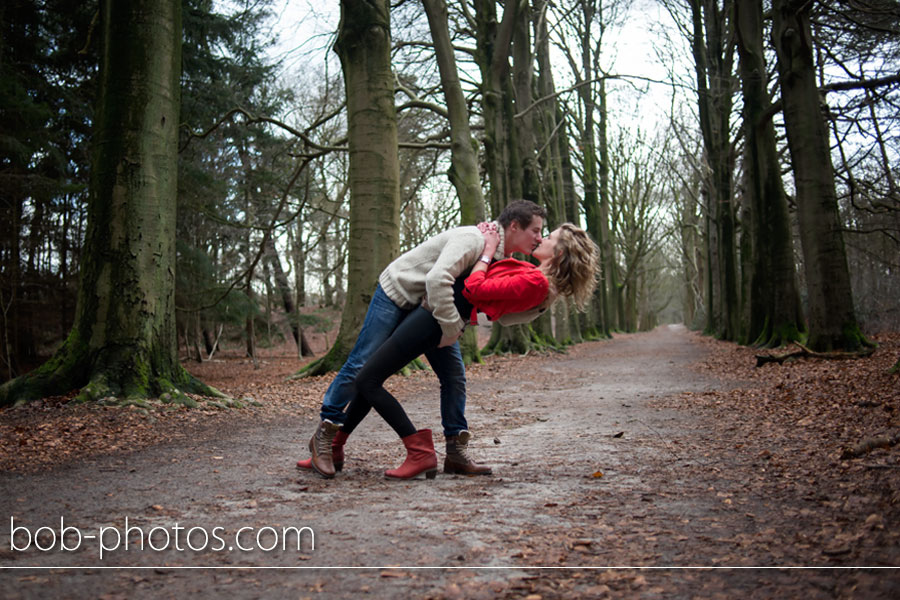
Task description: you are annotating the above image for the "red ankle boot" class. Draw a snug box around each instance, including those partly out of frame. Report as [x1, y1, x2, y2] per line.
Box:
[297, 429, 349, 472]
[385, 429, 438, 480]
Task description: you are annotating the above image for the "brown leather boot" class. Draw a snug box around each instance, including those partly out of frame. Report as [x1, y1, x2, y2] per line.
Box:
[385, 429, 438, 480]
[297, 429, 349, 472]
[444, 430, 492, 475]
[308, 420, 342, 478]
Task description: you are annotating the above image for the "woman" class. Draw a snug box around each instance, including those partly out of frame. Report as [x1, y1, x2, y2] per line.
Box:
[321, 223, 598, 479]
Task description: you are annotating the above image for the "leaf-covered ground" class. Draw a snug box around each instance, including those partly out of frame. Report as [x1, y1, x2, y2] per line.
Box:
[1, 327, 898, 598]
[2, 330, 897, 478]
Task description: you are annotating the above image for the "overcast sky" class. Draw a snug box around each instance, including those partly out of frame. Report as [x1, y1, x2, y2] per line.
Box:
[263, 1, 682, 132]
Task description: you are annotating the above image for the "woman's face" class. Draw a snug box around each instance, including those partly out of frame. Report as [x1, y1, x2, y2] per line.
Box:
[533, 227, 561, 262]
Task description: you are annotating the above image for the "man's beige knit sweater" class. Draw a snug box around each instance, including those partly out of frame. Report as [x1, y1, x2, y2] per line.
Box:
[379, 224, 506, 339]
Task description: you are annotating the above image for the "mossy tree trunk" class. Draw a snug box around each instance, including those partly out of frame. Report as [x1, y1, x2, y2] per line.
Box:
[484, 323, 547, 355]
[0, 0, 220, 407]
[771, 0, 871, 352]
[734, 0, 805, 347]
[299, 0, 400, 376]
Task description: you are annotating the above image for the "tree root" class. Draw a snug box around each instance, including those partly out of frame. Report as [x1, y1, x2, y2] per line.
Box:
[291, 341, 350, 379]
[98, 394, 249, 412]
[840, 431, 900, 459]
[0, 341, 228, 408]
[755, 342, 875, 367]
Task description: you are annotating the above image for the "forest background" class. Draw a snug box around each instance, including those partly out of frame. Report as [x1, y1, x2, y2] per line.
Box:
[1, 0, 898, 406]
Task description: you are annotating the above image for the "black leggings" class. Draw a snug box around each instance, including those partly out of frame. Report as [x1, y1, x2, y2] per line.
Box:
[341, 281, 473, 439]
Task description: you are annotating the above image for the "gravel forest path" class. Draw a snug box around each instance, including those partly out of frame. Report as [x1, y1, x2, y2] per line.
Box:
[2, 325, 898, 598]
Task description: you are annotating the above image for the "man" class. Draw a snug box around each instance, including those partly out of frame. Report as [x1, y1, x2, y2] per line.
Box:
[298, 200, 546, 478]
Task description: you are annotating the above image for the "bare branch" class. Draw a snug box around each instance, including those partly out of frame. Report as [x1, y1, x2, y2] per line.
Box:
[180, 107, 347, 153]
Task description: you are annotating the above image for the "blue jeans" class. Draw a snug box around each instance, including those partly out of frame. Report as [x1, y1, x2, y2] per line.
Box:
[319, 284, 468, 436]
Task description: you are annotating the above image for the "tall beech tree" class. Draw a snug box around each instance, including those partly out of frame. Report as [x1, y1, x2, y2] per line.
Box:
[484, 0, 547, 355]
[734, 0, 805, 347]
[771, 0, 870, 351]
[472, 0, 539, 355]
[512, 0, 539, 202]
[473, 0, 519, 219]
[534, 0, 574, 344]
[556, 0, 616, 338]
[299, 0, 400, 376]
[423, 0, 486, 364]
[423, 0, 485, 226]
[0, 0, 220, 406]
[687, 0, 739, 342]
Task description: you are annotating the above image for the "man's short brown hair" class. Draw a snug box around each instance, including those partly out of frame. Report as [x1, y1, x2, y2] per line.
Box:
[497, 200, 547, 229]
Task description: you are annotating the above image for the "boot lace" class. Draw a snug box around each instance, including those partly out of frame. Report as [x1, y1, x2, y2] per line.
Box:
[315, 424, 338, 456]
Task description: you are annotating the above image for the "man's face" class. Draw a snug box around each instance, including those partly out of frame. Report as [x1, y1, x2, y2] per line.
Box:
[504, 216, 544, 256]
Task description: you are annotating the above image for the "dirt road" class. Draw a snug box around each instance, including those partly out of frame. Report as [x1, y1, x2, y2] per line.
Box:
[1, 325, 897, 598]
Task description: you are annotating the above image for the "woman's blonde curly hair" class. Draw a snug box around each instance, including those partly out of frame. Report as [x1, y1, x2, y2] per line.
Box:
[543, 223, 600, 311]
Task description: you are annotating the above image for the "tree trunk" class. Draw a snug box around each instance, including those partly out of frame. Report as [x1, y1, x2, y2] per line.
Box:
[288, 224, 314, 357]
[299, 0, 400, 376]
[512, 0, 538, 202]
[1, 197, 23, 380]
[59, 194, 73, 336]
[597, 76, 619, 333]
[677, 173, 703, 328]
[474, 0, 518, 218]
[533, 2, 563, 223]
[191, 316, 203, 363]
[534, 0, 572, 345]
[771, 0, 870, 351]
[566, 1, 610, 340]
[473, 0, 537, 356]
[264, 237, 313, 355]
[202, 326, 214, 355]
[246, 310, 258, 367]
[291, 224, 306, 308]
[491, 0, 543, 353]
[423, 0, 485, 225]
[734, 0, 805, 347]
[689, 0, 739, 341]
[245, 255, 258, 367]
[423, 0, 485, 364]
[0, 0, 220, 406]
[558, 103, 584, 344]
[558, 105, 580, 227]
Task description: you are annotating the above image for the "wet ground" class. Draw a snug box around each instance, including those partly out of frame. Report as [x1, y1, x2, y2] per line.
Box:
[1, 325, 898, 598]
